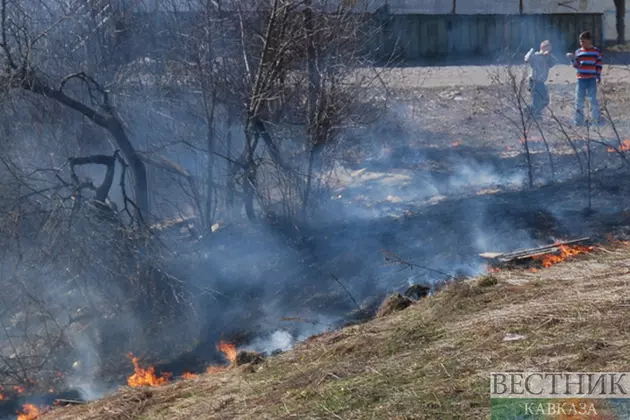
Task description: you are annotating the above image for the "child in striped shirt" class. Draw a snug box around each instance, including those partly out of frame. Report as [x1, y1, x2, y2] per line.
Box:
[566, 31, 603, 126]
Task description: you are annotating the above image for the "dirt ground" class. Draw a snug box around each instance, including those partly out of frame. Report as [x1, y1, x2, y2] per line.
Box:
[382, 63, 630, 88]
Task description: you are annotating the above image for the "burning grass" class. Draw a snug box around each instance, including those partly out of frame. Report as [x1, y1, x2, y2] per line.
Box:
[608, 139, 630, 153]
[486, 242, 596, 274]
[532, 243, 594, 268]
[126, 340, 238, 389]
[39, 242, 630, 419]
[127, 354, 171, 387]
[17, 403, 43, 420]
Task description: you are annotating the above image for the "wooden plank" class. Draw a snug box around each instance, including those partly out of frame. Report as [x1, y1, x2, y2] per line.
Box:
[479, 237, 592, 262]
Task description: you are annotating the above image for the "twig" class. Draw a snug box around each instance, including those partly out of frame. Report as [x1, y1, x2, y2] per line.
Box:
[546, 107, 584, 173]
[55, 399, 87, 406]
[381, 250, 454, 280]
[330, 273, 365, 316]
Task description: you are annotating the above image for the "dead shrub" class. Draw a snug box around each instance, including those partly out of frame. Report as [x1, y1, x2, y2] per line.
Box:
[376, 294, 413, 318]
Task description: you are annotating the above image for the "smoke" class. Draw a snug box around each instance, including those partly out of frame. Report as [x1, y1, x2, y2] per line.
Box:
[246, 330, 294, 353]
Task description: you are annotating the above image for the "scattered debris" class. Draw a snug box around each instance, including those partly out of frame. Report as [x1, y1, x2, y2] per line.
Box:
[54, 399, 87, 406]
[403, 284, 431, 301]
[376, 294, 413, 318]
[503, 333, 527, 342]
[476, 275, 498, 288]
[480, 237, 593, 271]
[236, 351, 265, 366]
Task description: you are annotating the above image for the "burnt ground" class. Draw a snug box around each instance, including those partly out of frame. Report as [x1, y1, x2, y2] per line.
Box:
[7, 66, 630, 415]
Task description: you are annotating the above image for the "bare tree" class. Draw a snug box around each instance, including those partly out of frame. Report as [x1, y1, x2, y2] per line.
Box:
[615, 0, 626, 45]
[0, 0, 149, 220]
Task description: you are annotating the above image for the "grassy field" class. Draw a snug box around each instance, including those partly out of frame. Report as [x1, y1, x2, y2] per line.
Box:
[39, 242, 630, 420]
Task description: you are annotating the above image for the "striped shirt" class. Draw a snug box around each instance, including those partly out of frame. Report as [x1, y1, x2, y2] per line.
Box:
[571, 47, 602, 80]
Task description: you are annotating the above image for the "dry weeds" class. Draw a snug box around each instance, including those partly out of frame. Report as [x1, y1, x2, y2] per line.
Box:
[40, 244, 630, 420]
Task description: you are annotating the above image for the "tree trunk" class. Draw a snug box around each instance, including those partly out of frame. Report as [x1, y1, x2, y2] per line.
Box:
[25, 75, 150, 221]
[304, 0, 320, 126]
[202, 84, 217, 231]
[242, 126, 258, 222]
[226, 114, 235, 210]
[302, 145, 322, 221]
[205, 121, 215, 231]
[616, 0, 626, 45]
[303, 0, 322, 222]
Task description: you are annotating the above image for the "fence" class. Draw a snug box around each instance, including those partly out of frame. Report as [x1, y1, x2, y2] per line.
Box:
[377, 12, 604, 61]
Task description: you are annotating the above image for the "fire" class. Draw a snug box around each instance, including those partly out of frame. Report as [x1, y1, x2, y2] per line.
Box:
[206, 340, 238, 374]
[487, 266, 501, 273]
[532, 244, 593, 268]
[451, 140, 463, 148]
[13, 385, 25, 394]
[608, 139, 630, 152]
[217, 340, 237, 365]
[181, 372, 198, 380]
[206, 366, 226, 374]
[127, 353, 171, 387]
[17, 404, 41, 420]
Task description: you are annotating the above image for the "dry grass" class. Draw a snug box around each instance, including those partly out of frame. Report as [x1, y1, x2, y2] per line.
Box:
[40, 244, 630, 420]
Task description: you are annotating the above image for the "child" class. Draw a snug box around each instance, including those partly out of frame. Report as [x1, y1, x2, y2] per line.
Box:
[524, 40, 555, 121]
[566, 31, 603, 126]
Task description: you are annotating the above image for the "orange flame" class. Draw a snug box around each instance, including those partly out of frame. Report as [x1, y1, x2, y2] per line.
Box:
[206, 366, 226, 374]
[217, 340, 237, 365]
[127, 353, 171, 387]
[608, 139, 630, 153]
[451, 140, 463, 148]
[487, 266, 501, 273]
[181, 372, 198, 380]
[206, 340, 238, 374]
[17, 404, 41, 420]
[13, 385, 25, 394]
[532, 244, 593, 269]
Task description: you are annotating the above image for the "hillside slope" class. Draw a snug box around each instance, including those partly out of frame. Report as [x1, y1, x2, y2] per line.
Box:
[41, 245, 630, 420]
